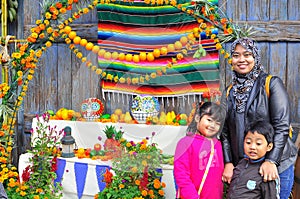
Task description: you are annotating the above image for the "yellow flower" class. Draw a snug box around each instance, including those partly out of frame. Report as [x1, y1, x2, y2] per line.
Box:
[45, 12, 52, 19]
[45, 41, 52, 48]
[96, 68, 102, 75]
[118, 184, 125, 189]
[12, 52, 22, 59]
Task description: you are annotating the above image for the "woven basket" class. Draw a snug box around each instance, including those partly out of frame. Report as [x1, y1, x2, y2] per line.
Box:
[131, 111, 159, 124]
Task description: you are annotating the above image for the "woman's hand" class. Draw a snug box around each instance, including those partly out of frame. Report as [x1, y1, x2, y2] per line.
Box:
[222, 163, 234, 184]
[259, 161, 278, 182]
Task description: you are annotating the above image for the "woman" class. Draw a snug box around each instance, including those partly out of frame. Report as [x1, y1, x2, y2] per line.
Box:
[220, 37, 297, 199]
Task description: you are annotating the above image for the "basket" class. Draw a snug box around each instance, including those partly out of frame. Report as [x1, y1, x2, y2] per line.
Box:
[131, 111, 159, 124]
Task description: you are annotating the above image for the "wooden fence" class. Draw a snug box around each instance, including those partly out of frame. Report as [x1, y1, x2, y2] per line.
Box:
[0, 0, 299, 158]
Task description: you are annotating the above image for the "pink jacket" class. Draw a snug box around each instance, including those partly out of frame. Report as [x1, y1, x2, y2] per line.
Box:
[174, 134, 224, 199]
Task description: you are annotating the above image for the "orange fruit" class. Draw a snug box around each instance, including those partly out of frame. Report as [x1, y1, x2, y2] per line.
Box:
[98, 49, 106, 57]
[167, 44, 175, 53]
[153, 49, 161, 58]
[64, 26, 72, 34]
[114, 108, 123, 116]
[85, 42, 94, 51]
[111, 51, 119, 60]
[132, 54, 140, 63]
[174, 41, 183, 50]
[193, 27, 199, 34]
[104, 51, 112, 60]
[73, 36, 81, 45]
[139, 52, 147, 61]
[118, 53, 125, 60]
[68, 31, 77, 39]
[80, 39, 88, 47]
[160, 47, 168, 55]
[125, 54, 133, 62]
[187, 33, 195, 40]
[146, 52, 155, 61]
[180, 36, 188, 46]
[92, 45, 100, 54]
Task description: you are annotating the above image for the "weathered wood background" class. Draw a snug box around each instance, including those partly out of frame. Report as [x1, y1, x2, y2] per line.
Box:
[0, 0, 299, 154]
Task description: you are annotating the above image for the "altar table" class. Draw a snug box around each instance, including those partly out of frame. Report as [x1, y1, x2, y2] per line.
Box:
[22, 119, 185, 198]
[19, 154, 176, 199]
[31, 118, 187, 155]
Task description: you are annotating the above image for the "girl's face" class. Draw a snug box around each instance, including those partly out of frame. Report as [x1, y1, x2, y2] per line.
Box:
[244, 131, 273, 160]
[196, 115, 221, 138]
[232, 44, 255, 74]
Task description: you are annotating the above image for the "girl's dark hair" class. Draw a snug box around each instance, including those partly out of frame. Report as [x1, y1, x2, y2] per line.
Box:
[245, 120, 274, 143]
[186, 102, 225, 134]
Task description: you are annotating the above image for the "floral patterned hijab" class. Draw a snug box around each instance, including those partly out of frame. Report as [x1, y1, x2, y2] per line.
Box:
[230, 37, 264, 113]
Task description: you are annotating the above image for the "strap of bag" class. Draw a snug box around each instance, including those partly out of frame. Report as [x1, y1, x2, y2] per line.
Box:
[198, 139, 215, 195]
[226, 84, 233, 98]
[265, 74, 272, 98]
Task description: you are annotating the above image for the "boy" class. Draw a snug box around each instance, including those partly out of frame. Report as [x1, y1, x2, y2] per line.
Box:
[227, 120, 280, 199]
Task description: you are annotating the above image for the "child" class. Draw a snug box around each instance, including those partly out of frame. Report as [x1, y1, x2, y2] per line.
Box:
[174, 102, 225, 199]
[227, 120, 280, 199]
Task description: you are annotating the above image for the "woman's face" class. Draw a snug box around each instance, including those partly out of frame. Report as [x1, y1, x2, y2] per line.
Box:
[232, 44, 255, 74]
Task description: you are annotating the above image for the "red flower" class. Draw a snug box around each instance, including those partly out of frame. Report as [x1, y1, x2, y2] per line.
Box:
[22, 165, 31, 182]
[139, 166, 149, 191]
[51, 156, 58, 172]
[103, 168, 113, 186]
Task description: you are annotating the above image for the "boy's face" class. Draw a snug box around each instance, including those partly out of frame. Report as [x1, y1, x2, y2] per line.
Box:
[244, 131, 273, 160]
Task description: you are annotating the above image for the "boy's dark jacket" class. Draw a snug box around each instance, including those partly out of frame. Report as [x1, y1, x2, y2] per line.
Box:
[227, 158, 279, 199]
[221, 71, 297, 173]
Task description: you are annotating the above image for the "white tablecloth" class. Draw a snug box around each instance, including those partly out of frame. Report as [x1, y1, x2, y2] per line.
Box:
[31, 119, 187, 155]
[23, 120, 184, 198]
[19, 154, 176, 199]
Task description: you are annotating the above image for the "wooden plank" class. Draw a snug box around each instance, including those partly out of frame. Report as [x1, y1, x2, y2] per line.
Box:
[286, 42, 300, 123]
[38, 44, 59, 113]
[224, 0, 247, 20]
[270, 0, 287, 20]
[57, 44, 73, 110]
[234, 21, 300, 41]
[71, 46, 100, 112]
[246, 0, 269, 21]
[269, 42, 287, 83]
[288, 0, 300, 20]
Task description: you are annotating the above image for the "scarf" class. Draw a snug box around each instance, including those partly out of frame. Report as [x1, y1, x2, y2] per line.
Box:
[230, 38, 264, 113]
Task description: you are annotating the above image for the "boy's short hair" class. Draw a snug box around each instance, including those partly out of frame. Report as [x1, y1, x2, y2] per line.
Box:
[245, 120, 274, 143]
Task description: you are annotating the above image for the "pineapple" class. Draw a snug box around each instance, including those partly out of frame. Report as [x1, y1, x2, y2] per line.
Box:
[103, 125, 123, 158]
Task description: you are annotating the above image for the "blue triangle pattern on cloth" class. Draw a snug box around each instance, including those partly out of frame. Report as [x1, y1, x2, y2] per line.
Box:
[54, 158, 66, 187]
[74, 162, 88, 199]
[96, 165, 109, 192]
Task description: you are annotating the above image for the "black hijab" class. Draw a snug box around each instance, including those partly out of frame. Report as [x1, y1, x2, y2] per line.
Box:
[230, 38, 264, 113]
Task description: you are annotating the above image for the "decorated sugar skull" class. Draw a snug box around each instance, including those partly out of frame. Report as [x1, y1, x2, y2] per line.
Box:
[130, 95, 160, 123]
[80, 98, 104, 121]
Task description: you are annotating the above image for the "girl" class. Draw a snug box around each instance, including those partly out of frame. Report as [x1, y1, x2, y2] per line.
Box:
[174, 102, 225, 199]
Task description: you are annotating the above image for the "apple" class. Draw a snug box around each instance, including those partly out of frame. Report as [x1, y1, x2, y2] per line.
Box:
[94, 143, 102, 151]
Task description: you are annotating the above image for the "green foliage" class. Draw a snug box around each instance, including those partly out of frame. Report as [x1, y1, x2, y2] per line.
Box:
[5, 113, 63, 199]
[96, 136, 165, 199]
[0, 0, 18, 22]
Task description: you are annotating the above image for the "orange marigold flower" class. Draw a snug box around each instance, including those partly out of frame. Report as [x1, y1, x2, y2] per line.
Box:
[158, 189, 164, 196]
[141, 190, 148, 196]
[135, 180, 140, 185]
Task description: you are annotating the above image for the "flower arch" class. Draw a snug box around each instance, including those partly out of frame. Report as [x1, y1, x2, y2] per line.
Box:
[0, 0, 251, 197]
